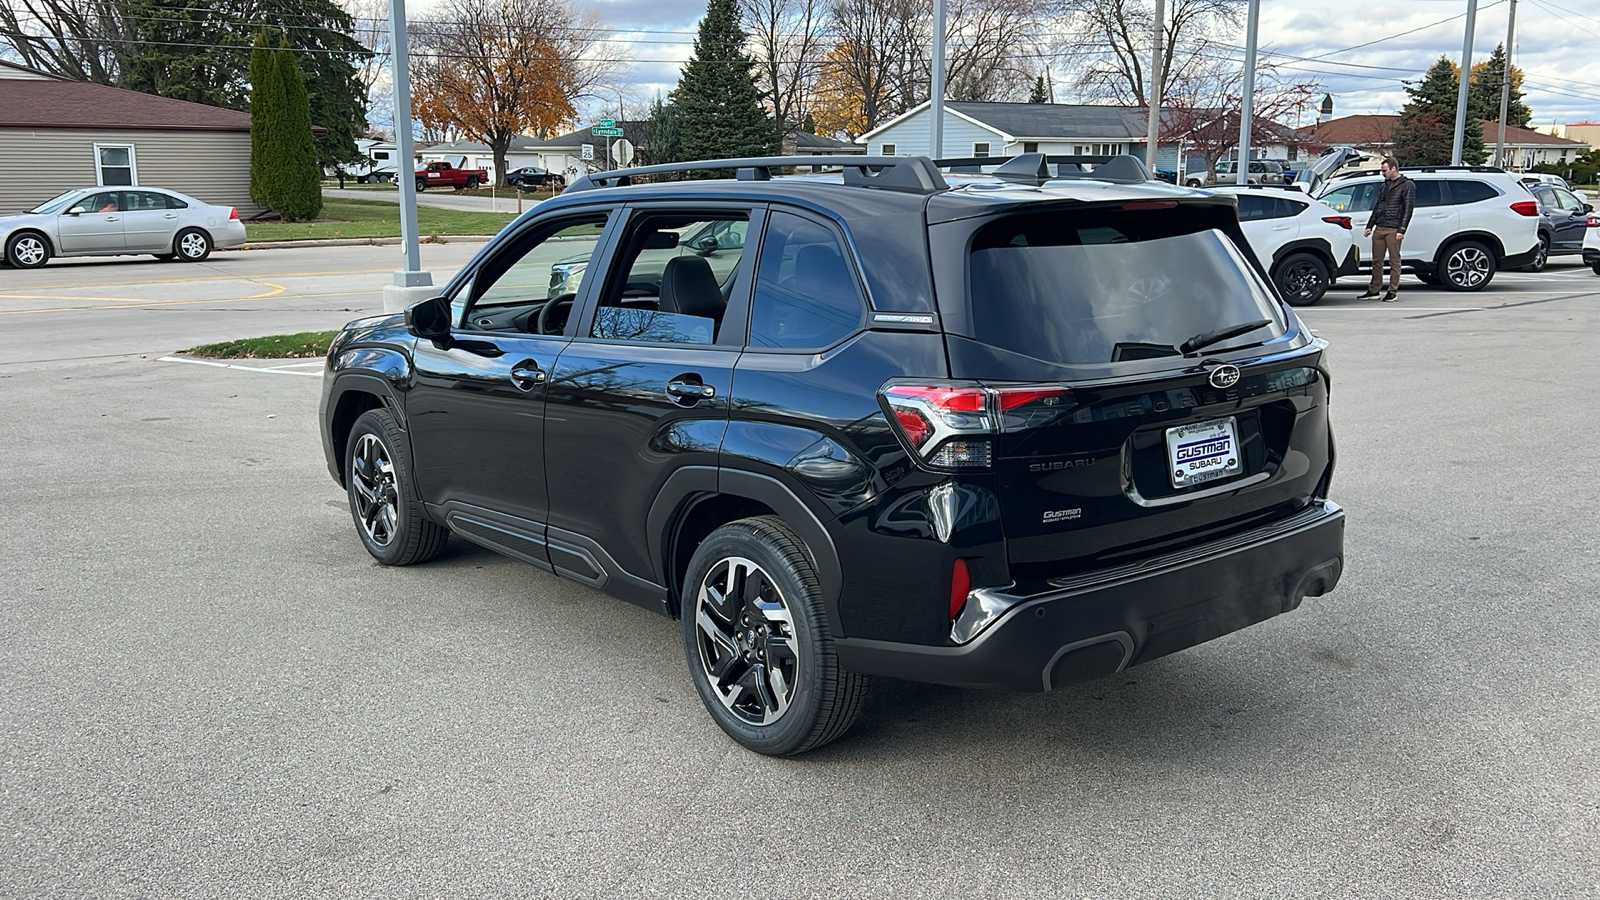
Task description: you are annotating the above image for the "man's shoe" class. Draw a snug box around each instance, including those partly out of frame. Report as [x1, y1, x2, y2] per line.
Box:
[1382, 291, 1398, 302]
[1357, 290, 1381, 300]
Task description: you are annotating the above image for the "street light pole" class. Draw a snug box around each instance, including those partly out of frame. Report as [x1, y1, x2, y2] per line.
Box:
[1495, 0, 1518, 168]
[383, 0, 434, 313]
[931, 0, 946, 158]
[1144, 0, 1165, 173]
[1452, 0, 1479, 165]
[1236, 0, 1259, 185]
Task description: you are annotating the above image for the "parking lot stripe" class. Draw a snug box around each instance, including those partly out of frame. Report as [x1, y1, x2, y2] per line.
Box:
[157, 356, 322, 376]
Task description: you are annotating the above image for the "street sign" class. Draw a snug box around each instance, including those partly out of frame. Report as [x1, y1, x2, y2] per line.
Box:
[599, 118, 616, 128]
[592, 126, 624, 137]
[581, 143, 594, 161]
[610, 139, 635, 166]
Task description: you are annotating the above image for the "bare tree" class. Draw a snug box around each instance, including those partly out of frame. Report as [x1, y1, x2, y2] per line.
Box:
[742, 0, 827, 147]
[1165, 62, 1320, 179]
[1056, 0, 1241, 106]
[0, 0, 131, 83]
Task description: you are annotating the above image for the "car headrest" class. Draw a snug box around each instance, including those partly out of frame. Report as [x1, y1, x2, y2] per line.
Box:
[658, 256, 724, 321]
[795, 243, 848, 299]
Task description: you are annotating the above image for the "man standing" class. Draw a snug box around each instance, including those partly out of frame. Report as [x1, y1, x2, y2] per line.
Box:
[1358, 157, 1416, 302]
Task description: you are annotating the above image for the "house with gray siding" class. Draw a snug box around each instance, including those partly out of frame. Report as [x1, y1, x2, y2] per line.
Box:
[0, 60, 259, 216]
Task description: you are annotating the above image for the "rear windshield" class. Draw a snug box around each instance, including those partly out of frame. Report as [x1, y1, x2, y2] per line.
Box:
[967, 208, 1285, 366]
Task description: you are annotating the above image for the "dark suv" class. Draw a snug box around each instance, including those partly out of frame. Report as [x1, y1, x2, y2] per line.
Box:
[320, 154, 1345, 755]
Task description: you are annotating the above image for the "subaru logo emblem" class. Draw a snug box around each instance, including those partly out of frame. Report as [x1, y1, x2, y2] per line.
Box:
[1208, 365, 1241, 389]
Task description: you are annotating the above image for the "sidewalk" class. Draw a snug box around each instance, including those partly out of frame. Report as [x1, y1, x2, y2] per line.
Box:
[324, 188, 542, 215]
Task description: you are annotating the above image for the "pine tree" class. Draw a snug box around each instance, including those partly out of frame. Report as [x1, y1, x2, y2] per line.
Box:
[1468, 44, 1532, 129]
[671, 0, 777, 170]
[1029, 76, 1049, 104]
[1393, 56, 1487, 166]
[272, 38, 324, 221]
[248, 30, 280, 210]
[645, 95, 683, 165]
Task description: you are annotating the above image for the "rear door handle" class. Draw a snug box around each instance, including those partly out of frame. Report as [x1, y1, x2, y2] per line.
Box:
[1271, 224, 1292, 231]
[1430, 213, 1451, 218]
[666, 379, 715, 401]
[163, 214, 177, 219]
[509, 359, 546, 391]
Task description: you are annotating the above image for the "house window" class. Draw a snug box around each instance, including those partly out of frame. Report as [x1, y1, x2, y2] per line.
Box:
[1023, 142, 1038, 153]
[973, 142, 990, 157]
[94, 143, 136, 186]
[880, 143, 897, 156]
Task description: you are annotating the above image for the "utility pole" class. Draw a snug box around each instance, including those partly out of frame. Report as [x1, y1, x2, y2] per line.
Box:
[382, 0, 434, 313]
[930, 0, 946, 158]
[1452, 0, 1479, 166]
[1236, 0, 1259, 185]
[1144, 0, 1165, 173]
[1495, 0, 1517, 168]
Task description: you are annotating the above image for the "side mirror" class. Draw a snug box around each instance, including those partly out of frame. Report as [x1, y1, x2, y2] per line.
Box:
[1584, 203, 1594, 213]
[693, 236, 719, 255]
[405, 295, 453, 346]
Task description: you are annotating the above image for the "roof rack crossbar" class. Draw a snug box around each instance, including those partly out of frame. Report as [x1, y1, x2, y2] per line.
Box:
[564, 155, 947, 195]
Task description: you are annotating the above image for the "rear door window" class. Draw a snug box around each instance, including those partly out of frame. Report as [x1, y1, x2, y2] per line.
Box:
[966, 207, 1285, 366]
[1414, 181, 1446, 207]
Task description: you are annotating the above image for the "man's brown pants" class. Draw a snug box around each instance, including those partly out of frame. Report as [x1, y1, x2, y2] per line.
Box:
[1369, 226, 1402, 292]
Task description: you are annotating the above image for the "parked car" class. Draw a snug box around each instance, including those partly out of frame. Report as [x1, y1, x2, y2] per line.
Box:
[1313, 166, 1541, 291]
[1520, 173, 1572, 191]
[1207, 184, 1357, 305]
[1523, 182, 1595, 270]
[320, 152, 1344, 755]
[1294, 147, 1383, 195]
[415, 161, 488, 192]
[506, 166, 567, 192]
[1191, 160, 1287, 187]
[1584, 215, 1600, 274]
[1, 187, 245, 269]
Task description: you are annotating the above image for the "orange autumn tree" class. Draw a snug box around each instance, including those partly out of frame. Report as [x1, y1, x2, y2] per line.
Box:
[410, 0, 607, 185]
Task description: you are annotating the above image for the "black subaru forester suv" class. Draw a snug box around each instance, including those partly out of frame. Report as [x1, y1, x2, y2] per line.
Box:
[320, 154, 1344, 755]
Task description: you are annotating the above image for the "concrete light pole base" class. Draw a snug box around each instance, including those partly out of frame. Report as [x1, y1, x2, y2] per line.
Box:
[382, 270, 437, 314]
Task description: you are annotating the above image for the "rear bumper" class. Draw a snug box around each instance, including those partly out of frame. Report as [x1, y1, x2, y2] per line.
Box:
[1336, 244, 1360, 276]
[834, 500, 1345, 691]
[1583, 247, 1600, 267]
[1501, 246, 1540, 268]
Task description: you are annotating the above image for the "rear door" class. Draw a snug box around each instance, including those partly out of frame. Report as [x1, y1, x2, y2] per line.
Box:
[56, 191, 125, 252]
[1234, 194, 1284, 268]
[121, 190, 181, 251]
[1406, 180, 1455, 260]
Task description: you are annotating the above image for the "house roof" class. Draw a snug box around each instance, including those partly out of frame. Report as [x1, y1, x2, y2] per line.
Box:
[1303, 114, 1588, 149]
[860, 101, 1307, 146]
[419, 135, 551, 154]
[796, 131, 863, 152]
[1482, 120, 1587, 146]
[0, 77, 252, 132]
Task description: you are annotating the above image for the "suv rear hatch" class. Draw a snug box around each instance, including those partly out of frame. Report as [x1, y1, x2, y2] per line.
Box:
[915, 197, 1333, 587]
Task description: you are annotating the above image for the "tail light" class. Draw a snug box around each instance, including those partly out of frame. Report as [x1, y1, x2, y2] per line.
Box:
[1510, 200, 1540, 217]
[1588, 215, 1599, 228]
[229, 207, 240, 220]
[881, 381, 1073, 469]
[1322, 215, 1352, 229]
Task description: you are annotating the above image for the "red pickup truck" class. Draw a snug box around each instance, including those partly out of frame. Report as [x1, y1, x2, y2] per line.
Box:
[415, 161, 488, 192]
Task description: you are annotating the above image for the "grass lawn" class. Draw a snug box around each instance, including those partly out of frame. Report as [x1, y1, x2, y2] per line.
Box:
[186, 331, 340, 359]
[245, 198, 518, 242]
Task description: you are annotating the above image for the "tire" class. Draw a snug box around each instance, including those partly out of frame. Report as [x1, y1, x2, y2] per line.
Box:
[343, 409, 448, 566]
[1526, 233, 1551, 272]
[416, 179, 427, 192]
[465, 176, 480, 190]
[1416, 272, 1443, 285]
[5, 231, 50, 268]
[173, 228, 212, 262]
[153, 253, 176, 261]
[1438, 240, 1496, 291]
[680, 516, 869, 756]
[1592, 260, 1600, 276]
[1272, 252, 1331, 306]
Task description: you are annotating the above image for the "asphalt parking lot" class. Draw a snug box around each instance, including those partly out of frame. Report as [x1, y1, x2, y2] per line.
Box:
[2, 247, 1598, 897]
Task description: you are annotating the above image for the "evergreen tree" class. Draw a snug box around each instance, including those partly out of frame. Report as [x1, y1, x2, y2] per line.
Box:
[1393, 56, 1486, 166]
[645, 95, 683, 165]
[272, 38, 324, 221]
[1029, 76, 1049, 104]
[248, 30, 280, 210]
[801, 111, 817, 135]
[671, 0, 777, 169]
[1467, 44, 1532, 129]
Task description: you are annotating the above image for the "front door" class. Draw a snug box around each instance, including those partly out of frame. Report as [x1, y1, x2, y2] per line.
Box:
[406, 210, 617, 564]
[57, 191, 125, 252]
[1545, 187, 1590, 252]
[121, 190, 181, 252]
[542, 204, 761, 598]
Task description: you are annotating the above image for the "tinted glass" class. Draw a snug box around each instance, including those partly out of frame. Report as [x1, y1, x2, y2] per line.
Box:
[1414, 181, 1446, 207]
[1235, 195, 1271, 221]
[966, 209, 1285, 366]
[1446, 180, 1499, 204]
[1318, 182, 1378, 212]
[749, 211, 864, 350]
[1278, 198, 1308, 218]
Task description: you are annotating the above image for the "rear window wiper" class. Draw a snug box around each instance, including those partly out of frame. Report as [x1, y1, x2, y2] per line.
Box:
[1179, 319, 1271, 356]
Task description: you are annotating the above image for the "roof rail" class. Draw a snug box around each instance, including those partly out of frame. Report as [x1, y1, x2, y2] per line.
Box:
[933, 152, 1153, 186]
[564, 155, 948, 195]
[1403, 165, 1508, 173]
[1215, 183, 1306, 192]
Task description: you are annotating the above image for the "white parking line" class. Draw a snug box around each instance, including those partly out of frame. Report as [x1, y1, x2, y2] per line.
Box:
[157, 356, 322, 377]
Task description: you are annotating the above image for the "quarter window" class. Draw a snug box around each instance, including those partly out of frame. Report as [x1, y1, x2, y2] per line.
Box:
[94, 144, 136, 186]
[1444, 180, 1499, 205]
[749, 211, 865, 350]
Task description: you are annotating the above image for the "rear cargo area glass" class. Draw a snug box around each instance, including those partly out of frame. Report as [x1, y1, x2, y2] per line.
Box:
[968, 209, 1284, 365]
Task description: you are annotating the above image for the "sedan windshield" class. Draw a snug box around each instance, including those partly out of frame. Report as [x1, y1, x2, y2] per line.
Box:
[28, 191, 80, 214]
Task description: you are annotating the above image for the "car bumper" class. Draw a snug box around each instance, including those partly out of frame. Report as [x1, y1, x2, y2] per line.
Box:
[1583, 247, 1600, 267]
[1502, 245, 1540, 268]
[215, 220, 247, 249]
[834, 500, 1345, 691]
[1336, 244, 1360, 276]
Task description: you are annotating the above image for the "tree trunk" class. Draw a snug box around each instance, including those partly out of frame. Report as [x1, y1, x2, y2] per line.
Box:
[492, 133, 512, 189]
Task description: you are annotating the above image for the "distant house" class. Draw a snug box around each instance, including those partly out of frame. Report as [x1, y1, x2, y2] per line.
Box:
[0, 59, 261, 215]
[1302, 114, 1589, 170]
[514, 124, 864, 178]
[416, 135, 550, 183]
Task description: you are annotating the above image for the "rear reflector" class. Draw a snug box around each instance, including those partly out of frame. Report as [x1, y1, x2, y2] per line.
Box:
[1510, 200, 1540, 217]
[1322, 215, 1352, 229]
[949, 558, 971, 620]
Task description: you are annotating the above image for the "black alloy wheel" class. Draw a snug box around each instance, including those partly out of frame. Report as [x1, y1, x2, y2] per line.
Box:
[1439, 240, 1496, 291]
[344, 409, 447, 566]
[681, 516, 868, 755]
[1273, 252, 1331, 306]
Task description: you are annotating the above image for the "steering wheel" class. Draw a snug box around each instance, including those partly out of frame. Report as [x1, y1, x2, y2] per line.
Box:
[537, 292, 577, 336]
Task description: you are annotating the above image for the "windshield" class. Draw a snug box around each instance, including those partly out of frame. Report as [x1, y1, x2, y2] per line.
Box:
[967, 208, 1285, 366]
[27, 191, 81, 214]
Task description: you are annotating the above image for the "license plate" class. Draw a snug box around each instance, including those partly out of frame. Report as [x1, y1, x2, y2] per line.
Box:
[1166, 417, 1242, 487]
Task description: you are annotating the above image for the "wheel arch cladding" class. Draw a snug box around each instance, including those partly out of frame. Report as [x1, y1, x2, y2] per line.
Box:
[327, 375, 404, 485]
[1441, 231, 1506, 262]
[1272, 238, 1334, 268]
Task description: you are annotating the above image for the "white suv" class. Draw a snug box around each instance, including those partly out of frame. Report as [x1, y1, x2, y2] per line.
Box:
[1313, 166, 1541, 291]
[1208, 184, 1358, 306]
[1584, 218, 1600, 274]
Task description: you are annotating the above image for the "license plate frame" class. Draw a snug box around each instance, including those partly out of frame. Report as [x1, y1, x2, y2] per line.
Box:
[1166, 417, 1242, 488]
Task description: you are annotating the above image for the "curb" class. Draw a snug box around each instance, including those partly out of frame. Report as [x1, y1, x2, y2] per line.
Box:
[232, 236, 500, 250]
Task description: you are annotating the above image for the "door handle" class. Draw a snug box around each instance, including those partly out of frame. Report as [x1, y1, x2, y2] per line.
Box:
[105, 215, 119, 221]
[1271, 224, 1292, 231]
[1430, 213, 1450, 218]
[163, 214, 177, 219]
[509, 359, 546, 391]
[666, 379, 715, 401]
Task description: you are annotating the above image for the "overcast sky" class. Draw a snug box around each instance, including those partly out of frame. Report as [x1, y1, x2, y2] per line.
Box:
[564, 0, 1600, 130]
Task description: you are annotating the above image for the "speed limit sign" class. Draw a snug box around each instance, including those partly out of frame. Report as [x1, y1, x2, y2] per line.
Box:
[581, 143, 595, 161]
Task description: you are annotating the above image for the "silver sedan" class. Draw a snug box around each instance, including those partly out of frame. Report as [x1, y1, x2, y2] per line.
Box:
[1, 187, 249, 268]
